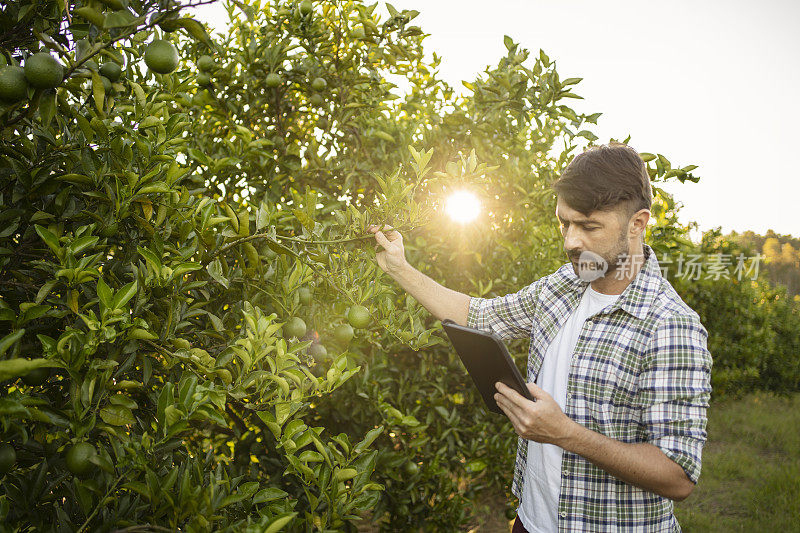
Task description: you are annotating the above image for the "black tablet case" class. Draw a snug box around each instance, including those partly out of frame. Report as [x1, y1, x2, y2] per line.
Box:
[441, 319, 535, 415]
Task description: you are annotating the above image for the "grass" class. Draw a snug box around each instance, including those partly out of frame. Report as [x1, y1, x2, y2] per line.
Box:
[673, 391, 800, 531]
[362, 392, 800, 532]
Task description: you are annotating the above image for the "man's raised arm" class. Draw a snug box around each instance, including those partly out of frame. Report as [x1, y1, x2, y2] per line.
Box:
[369, 226, 470, 325]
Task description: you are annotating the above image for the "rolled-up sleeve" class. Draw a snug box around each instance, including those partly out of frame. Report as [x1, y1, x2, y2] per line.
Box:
[639, 312, 713, 483]
[466, 280, 542, 341]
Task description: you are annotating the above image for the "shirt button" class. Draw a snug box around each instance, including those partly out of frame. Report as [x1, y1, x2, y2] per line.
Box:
[563, 469, 569, 476]
[566, 392, 572, 400]
[559, 511, 567, 518]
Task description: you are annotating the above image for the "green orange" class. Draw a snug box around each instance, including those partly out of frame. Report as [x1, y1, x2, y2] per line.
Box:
[265, 73, 283, 88]
[309, 343, 327, 358]
[197, 55, 215, 72]
[65, 442, 97, 477]
[0, 66, 29, 102]
[310, 77, 327, 91]
[347, 305, 370, 329]
[333, 324, 354, 344]
[144, 39, 179, 74]
[283, 316, 307, 339]
[99, 62, 122, 82]
[24, 52, 64, 89]
[0, 443, 16, 474]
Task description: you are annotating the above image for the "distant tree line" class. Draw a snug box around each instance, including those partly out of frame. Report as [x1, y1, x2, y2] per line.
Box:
[725, 229, 800, 297]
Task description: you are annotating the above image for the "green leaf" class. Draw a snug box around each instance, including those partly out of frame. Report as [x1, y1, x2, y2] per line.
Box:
[298, 450, 324, 462]
[103, 8, 134, 28]
[99, 404, 135, 426]
[97, 278, 112, 310]
[91, 70, 105, 113]
[34, 224, 61, 257]
[137, 246, 162, 270]
[112, 280, 137, 309]
[108, 394, 137, 409]
[0, 329, 25, 356]
[561, 77, 583, 87]
[175, 17, 213, 47]
[137, 182, 170, 194]
[264, 513, 298, 533]
[0, 358, 58, 381]
[35, 279, 58, 305]
[253, 487, 289, 504]
[74, 6, 105, 27]
[220, 481, 259, 507]
[39, 89, 56, 127]
[292, 209, 315, 232]
[334, 468, 358, 482]
[68, 235, 99, 256]
[207, 258, 229, 289]
[354, 425, 384, 453]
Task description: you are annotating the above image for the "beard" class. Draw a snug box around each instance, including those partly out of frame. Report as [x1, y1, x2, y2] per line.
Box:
[567, 229, 631, 281]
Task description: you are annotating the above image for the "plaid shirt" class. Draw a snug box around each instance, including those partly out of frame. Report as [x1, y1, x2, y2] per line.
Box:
[467, 244, 712, 532]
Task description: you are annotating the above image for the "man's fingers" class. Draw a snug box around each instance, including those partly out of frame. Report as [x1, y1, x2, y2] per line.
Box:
[526, 382, 548, 401]
[373, 230, 392, 249]
[368, 224, 394, 233]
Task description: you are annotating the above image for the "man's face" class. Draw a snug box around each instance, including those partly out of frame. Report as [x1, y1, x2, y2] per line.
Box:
[555, 197, 632, 281]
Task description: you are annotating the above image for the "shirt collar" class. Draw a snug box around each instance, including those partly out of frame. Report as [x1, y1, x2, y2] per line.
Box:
[555, 243, 662, 320]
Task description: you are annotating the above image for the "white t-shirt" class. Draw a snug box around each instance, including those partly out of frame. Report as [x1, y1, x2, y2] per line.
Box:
[518, 284, 621, 532]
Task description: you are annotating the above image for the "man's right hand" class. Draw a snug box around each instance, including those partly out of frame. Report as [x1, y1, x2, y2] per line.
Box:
[369, 225, 408, 276]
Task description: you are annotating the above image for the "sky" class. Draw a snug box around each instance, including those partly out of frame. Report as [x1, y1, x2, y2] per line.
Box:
[191, 0, 800, 238]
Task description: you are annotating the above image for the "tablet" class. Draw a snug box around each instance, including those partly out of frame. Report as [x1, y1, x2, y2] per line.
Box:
[441, 319, 535, 415]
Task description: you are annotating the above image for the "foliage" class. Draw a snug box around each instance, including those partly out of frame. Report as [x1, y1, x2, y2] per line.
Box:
[666, 228, 800, 397]
[0, 0, 716, 530]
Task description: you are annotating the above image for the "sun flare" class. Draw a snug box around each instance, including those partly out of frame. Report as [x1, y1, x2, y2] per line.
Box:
[445, 190, 481, 224]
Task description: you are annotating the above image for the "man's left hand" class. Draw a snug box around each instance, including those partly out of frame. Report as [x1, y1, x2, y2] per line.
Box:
[493, 382, 577, 446]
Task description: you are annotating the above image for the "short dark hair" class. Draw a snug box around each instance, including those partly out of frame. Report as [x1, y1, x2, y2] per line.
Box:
[552, 142, 652, 218]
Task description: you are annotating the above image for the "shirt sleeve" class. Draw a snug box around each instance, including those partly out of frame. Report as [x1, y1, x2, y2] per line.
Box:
[465, 279, 542, 341]
[639, 312, 713, 484]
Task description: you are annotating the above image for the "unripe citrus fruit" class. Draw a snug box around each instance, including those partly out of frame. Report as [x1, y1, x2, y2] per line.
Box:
[505, 507, 517, 520]
[65, 442, 97, 476]
[99, 62, 122, 82]
[0, 443, 16, 474]
[309, 93, 324, 106]
[24, 52, 64, 89]
[283, 317, 307, 339]
[197, 55, 215, 72]
[144, 39, 179, 74]
[298, 286, 312, 305]
[310, 77, 327, 91]
[309, 343, 327, 358]
[347, 305, 371, 329]
[403, 461, 419, 475]
[265, 73, 283, 88]
[299, 0, 313, 16]
[0, 66, 29, 102]
[196, 72, 211, 86]
[22, 366, 49, 386]
[333, 324, 354, 344]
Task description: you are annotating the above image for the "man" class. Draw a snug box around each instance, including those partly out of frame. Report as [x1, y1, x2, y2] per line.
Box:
[369, 142, 712, 532]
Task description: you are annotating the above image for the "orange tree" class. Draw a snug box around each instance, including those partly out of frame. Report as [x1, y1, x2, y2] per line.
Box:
[0, 0, 703, 530]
